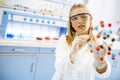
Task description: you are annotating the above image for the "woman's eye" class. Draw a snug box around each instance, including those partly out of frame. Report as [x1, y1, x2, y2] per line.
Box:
[72, 17, 78, 21]
[81, 15, 87, 18]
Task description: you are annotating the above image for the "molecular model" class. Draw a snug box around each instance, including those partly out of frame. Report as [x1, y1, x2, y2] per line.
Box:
[87, 20, 120, 61]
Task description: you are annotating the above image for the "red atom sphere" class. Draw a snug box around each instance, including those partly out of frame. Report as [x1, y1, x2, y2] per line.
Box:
[100, 20, 105, 28]
[112, 57, 115, 60]
[108, 23, 112, 27]
[107, 51, 111, 55]
[87, 38, 91, 42]
[100, 56, 104, 61]
[96, 46, 101, 51]
[96, 34, 101, 38]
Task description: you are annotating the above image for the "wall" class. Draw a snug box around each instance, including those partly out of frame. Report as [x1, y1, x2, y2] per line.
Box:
[88, 0, 120, 34]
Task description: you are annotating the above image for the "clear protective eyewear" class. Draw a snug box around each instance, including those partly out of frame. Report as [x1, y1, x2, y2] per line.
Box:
[70, 13, 91, 22]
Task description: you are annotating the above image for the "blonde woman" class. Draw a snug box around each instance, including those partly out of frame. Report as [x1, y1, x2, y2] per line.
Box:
[52, 3, 111, 80]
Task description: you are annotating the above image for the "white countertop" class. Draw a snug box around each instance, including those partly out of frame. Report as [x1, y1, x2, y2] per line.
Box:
[0, 38, 57, 48]
[0, 38, 120, 50]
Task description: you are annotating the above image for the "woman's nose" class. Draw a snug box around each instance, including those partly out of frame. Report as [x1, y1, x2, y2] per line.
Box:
[78, 21, 83, 24]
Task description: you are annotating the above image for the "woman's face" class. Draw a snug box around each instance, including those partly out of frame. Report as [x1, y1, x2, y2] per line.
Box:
[70, 7, 92, 35]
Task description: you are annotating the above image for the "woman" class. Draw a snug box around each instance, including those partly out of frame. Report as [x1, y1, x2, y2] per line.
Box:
[52, 3, 111, 80]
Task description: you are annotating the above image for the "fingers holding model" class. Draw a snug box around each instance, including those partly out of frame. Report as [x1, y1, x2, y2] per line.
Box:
[69, 35, 89, 63]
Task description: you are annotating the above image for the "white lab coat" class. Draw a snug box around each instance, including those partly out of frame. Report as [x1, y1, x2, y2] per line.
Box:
[52, 35, 111, 80]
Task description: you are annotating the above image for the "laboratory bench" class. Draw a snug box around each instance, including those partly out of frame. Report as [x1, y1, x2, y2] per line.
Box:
[0, 38, 57, 80]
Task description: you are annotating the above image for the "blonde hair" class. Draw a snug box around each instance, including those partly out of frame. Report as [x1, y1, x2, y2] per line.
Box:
[66, 3, 96, 46]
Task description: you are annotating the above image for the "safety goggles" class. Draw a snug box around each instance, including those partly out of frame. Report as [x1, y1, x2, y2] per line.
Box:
[70, 13, 91, 22]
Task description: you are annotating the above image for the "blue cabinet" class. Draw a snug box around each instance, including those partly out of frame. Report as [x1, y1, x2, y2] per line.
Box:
[34, 47, 55, 80]
[0, 46, 39, 54]
[0, 56, 37, 80]
[0, 45, 56, 80]
[34, 54, 55, 80]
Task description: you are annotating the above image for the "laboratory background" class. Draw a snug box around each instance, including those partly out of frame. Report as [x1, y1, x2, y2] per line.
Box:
[0, 0, 120, 80]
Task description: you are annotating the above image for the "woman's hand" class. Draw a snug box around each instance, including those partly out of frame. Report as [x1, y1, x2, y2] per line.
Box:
[93, 41, 109, 70]
[69, 35, 89, 63]
[71, 35, 89, 51]
[93, 42, 107, 62]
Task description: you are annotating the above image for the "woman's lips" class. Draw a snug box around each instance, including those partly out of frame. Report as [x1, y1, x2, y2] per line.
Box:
[78, 25, 85, 29]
